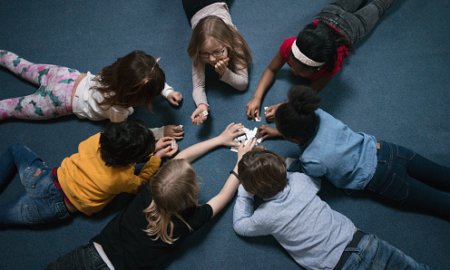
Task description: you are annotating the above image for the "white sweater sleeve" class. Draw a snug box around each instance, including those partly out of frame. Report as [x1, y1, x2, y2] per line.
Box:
[220, 64, 248, 91]
[160, 82, 174, 99]
[192, 61, 208, 106]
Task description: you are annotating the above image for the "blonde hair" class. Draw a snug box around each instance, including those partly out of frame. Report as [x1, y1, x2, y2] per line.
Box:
[187, 15, 252, 71]
[143, 159, 199, 244]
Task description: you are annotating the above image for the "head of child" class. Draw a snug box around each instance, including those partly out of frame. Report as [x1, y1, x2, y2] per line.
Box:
[187, 15, 252, 70]
[238, 148, 287, 198]
[95, 50, 165, 110]
[288, 21, 353, 76]
[274, 85, 322, 145]
[143, 159, 200, 244]
[99, 119, 156, 167]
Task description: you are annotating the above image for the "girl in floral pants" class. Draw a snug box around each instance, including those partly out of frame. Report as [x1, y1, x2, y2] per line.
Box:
[0, 50, 80, 120]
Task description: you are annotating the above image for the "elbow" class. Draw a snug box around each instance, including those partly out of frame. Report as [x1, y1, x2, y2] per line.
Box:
[233, 223, 243, 235]
[232, 221, 245, 236]
[235, 81, 248, 91]
[234, 78, 248, 91]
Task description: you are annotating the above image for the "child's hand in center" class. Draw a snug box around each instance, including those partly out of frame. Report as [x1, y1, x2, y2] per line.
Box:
[257, 125, 282, 142]
[218, 122, 245, 147]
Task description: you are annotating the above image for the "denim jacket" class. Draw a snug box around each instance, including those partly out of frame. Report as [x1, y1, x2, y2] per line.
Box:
[287, 109, 377, 190]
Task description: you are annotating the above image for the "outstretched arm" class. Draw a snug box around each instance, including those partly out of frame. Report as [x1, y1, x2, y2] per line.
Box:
[246, 52, 285, 120]
[174, 123, 245, 163]
[207, 138, 257, 218]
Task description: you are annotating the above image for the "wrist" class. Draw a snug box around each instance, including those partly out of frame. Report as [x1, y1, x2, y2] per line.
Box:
[197, 103, 209, 110]
[230, 170, 239, 179]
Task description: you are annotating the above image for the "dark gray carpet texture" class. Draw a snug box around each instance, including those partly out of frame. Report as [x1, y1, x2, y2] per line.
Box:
[1, 0, 450, 269]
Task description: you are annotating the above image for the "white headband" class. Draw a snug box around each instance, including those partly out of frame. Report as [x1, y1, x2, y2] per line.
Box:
[291, 42, 325, 67]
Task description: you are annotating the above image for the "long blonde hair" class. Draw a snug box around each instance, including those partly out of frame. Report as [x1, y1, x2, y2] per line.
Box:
[187, 15, 252, 71]
[143, 159, 199, 244]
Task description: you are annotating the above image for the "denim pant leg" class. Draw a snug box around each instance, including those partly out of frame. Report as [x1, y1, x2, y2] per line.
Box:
[366, 141, 450, 221]
[0, 143, 70, 228]
[314, 0, 398, 44]
[182, 0, 227, 24]
[45, 242, 110, 270]
[342, 234, 432, 269]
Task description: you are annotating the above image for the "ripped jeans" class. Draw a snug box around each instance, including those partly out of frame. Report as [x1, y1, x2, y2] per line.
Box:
[0, 143, 70, 228]
[366, 141, 450, 221]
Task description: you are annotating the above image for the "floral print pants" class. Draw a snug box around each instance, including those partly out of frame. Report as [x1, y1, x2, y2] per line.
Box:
[0, 50, 80, 120]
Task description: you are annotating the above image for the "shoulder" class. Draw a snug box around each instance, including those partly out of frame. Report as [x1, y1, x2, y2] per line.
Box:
[184, 204, 213, 230]
[279, 37, 296, 59]
[280, 37, 296, 49]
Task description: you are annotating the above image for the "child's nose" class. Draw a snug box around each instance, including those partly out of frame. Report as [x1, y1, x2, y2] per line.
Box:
[209, 55, 217, 62]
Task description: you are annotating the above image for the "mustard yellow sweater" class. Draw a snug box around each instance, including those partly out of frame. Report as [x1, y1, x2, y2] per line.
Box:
[57, 133, 161, 216]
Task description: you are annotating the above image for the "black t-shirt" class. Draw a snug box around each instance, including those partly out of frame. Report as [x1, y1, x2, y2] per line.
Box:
[92, 181, 213, 270]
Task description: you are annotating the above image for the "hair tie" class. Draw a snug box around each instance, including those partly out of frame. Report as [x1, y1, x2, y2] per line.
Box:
[291, 42, 325, 67]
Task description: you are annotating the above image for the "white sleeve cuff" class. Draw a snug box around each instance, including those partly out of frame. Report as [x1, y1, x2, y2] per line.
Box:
[161, 83, 174, 99]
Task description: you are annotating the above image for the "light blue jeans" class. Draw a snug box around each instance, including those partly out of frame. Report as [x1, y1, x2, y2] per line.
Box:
[0, 143, 71, 228]
[342, 233, 432, 269]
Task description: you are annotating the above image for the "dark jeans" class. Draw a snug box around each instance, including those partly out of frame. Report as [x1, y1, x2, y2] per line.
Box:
[342, 233, 432, 269]
[182, 0, 227, 24]
[0, 143, 70, 228]
[366, 141, 450, 221]
[314, 0, 398, 44]
[45, 242, 110, 270]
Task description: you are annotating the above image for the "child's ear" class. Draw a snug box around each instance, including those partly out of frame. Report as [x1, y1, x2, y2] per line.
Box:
[247, 191, 255, 196]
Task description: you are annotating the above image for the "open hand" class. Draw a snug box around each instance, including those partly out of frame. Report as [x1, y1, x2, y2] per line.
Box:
[218, 122, 245, 147]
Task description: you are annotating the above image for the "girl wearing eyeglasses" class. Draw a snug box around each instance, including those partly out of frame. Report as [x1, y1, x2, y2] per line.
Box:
[246, 0, 399, 122]
[184, 0, 252, 126]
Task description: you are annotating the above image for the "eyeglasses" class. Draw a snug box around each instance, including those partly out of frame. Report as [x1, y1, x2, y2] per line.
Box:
[198, 46, 226, 59]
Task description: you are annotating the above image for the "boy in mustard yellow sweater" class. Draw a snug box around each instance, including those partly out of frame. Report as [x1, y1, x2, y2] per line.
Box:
[0, 119, 177, 228]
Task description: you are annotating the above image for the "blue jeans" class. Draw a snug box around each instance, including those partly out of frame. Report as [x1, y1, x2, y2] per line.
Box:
[342, 233, 432, 269]
[0, 143, 70, 228]
[314, 0, 398, 44]
[366, 141, 450, 221]
[182, 0, 226, 24]
[45, 242, 110, 270]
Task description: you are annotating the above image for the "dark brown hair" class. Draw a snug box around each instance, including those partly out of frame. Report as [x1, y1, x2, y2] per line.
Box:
[238, 149, 287, 198]
[92, 50, 165, 110]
